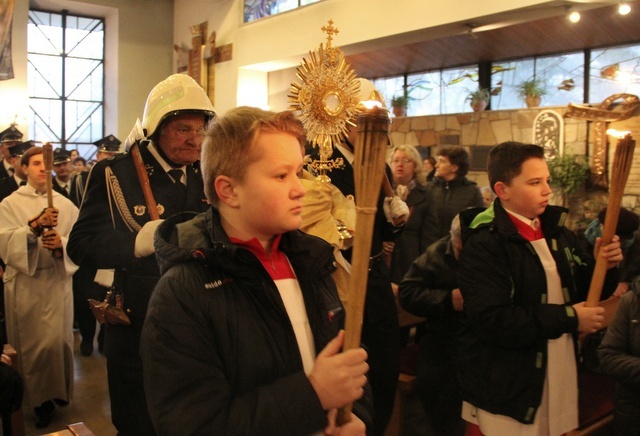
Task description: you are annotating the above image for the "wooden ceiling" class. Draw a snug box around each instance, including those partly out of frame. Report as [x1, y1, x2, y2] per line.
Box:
[345, 3, 640, 79]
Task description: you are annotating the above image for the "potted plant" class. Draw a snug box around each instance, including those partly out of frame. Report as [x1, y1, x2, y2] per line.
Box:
[390, 79, 430, 117]
[547, 153, 589, 207]
[466, 87, 491, 112]
[391, 94, 409, 117]
[515, 78, 548, 108]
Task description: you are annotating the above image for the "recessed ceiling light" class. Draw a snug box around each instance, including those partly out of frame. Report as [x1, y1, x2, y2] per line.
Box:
[568, 10, 581, 23]
[619, 2, 631, 15]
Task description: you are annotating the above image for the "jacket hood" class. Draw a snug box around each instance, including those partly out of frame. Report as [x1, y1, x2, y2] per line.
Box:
[154, 210, 212, 275]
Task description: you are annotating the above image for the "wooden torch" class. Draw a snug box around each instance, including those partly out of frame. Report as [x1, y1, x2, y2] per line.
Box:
[337, 102, 391, 424]
[42, 142, 63, 257]
[585, 130, 635, 325]
[43, 142, 54, 208]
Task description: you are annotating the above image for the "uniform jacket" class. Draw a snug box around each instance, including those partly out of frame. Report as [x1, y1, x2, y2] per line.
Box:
[390, 182, 439, 283]
[598, 276, 640, 434]
[457, 200, 597, 423]
[52, 177, 71, 198]
[428, 175, 483, 239]
[69, 170, 89, 208]
[67, 141, 209, 365]
[0, 175, 18, 202]
[0, 161, 11, 181]
[141, 209, 373, 435]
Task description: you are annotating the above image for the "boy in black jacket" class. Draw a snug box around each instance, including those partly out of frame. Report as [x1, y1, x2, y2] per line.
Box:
[141, 107, 371, 435]
[458, 141, 623, 434]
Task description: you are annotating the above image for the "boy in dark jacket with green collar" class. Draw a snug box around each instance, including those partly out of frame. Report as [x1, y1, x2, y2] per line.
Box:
[458, 141, 623, 434]
[141, 107, 371, 435]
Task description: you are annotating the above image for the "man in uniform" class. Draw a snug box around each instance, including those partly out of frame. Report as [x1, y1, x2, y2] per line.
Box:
[0, 140, 32, 202]
[68, 136, 121, 357]
[52, 148, 72, 198]
[0, 125, 23, 180]
[68, 74, 215, 436]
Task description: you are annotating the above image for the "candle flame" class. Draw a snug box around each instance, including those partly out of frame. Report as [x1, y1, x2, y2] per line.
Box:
[606, 129, 631, 138]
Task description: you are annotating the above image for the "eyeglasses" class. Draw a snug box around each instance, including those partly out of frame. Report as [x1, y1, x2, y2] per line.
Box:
[391, 158, 413, 165]
[173, 126, 205, 139]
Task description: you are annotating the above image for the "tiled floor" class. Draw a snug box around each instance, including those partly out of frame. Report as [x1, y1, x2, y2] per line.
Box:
[22, 330, 116, 436]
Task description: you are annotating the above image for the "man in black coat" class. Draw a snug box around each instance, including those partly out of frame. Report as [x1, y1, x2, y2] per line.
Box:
[0, 125, 23, 181]
[52, 148, 72, 198]
[68, 74, 215, 436]
[0, 140, 32, 203]
[68, 135, 122, 357]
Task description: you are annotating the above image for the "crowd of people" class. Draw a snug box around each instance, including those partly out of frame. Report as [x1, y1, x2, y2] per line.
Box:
[0, 74, 638, 436]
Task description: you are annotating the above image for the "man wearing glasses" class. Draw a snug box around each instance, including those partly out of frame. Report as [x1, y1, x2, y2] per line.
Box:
[68, 74, 215, 436]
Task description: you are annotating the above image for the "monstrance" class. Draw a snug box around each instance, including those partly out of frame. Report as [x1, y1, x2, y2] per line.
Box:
[288, 20, 361, 182]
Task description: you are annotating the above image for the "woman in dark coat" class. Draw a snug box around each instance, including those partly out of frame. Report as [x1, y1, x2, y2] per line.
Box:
[428, 146, 484, 239]
[388, 144, 439, 284]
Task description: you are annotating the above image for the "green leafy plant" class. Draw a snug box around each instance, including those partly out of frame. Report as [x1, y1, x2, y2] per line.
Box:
[465, 87, 491, 103]
[515, 78, 548, 99]
[547, 153, 590, 206]
[390, 79, 431, 109]
[391, 94, 410, 109]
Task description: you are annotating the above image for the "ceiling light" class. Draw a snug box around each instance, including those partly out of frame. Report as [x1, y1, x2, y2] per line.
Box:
[568, 10, 581, 23]
[619, 2, 631, 15]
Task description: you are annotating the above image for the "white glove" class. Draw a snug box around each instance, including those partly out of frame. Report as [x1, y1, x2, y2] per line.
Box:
[94, 269, 115, 287]
[383, 196, 409, 224]
[134, 219, 164, 258]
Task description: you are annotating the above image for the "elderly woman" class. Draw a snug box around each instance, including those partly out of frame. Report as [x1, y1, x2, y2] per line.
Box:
[387, 144, 439, 284]
[480, 185, 496, 208]
[429, 146, 484, 239]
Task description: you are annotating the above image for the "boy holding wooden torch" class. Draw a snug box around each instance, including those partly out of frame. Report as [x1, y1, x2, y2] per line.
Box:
[457, 141, 623, 435]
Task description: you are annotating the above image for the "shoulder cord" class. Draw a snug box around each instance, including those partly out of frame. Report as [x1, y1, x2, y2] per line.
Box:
[105, 166, 142, 232]
[74, 173, 87, 207]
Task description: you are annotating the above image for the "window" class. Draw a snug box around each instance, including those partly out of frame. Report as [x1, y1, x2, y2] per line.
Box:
[373, 43, 640, 115]
[244, 0, 321, 23]
[590, 43, 640, 103]
[27, 9, 104, 157]
[491, 52, 584, 110]
[375, 65, 480, 116]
